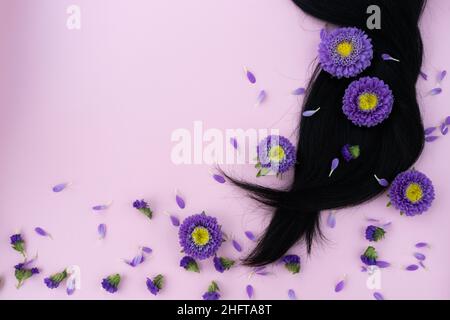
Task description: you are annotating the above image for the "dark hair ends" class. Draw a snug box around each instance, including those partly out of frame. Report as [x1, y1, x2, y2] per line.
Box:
[225, 0, 427, 266]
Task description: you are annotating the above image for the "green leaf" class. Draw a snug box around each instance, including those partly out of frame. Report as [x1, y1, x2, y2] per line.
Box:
[153, 274, 164, 289]
[285, 263, 300, 274]
[108, 274, 121, 287]
[220, 257, 235, 270]
[208, 281, 219, 293]
[349, 145, 360, 159]
[51, 270, 68, 283]
[364, 246, 378, 260]
[186, 261, 200, 273]
[139, 208, 153, 219]
[13, 242, 25, 256]
[374, 228, 386, 241]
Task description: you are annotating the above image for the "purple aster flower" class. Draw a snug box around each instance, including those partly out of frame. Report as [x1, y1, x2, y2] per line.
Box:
[10, 234, 23, 244]
[178, 212, 223, 260]
[10, 233, 26, 256]
[133, 199, 153, 219]
[180, 256, 200, 272]
[343, 77, 394, 127]
[101, 274, 121, 294]
[213, 256, 235, 273]
[257, 135, 296, 175]
[146, 274, 164, 296]
[44, 270, 68, 289]
[360, 246, 378, 266]
[388, 170, 435, 216]
[202, 281, 220, 300]
[31, 268, 39, 275]
[319, 27, 373, 78]
[14, 263, 24, 270]
[365, 225, 386, 242]
[282, 254, 301, 274]
[341, 144, 360, 162]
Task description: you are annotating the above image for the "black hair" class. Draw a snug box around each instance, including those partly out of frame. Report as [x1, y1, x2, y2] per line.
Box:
[225, 0, 427, 266]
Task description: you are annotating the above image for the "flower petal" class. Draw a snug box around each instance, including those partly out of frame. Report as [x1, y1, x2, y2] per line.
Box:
[245, 231, 256, 241]
[232, 239, 242, 252]
[52, 183, 67, 192]
[175, 194, 185, 209]
[326, 211, 336, 228]
[92, 204, 109, 211]
[291, 87, 306, 96]
[414, 252, 426, 261]
[141, 247, 153, 254]
[97, 224, 106, 239]
[302, 107, 320, 117]
[230, 137, 238, 150]
[329, 158, 339, 177]
[255, 90, 267, 107]
[405, 264, 419, 271]
[245, 68, 256, 84]
[415, 242, 429, 248]
[437, 70, 447, 83]
[424, 127, 436, 135]
[213, 174, 226, 184]
[170, 215, 180, 227]
[374, 174, 389, 187]
[420, 71, 428, 80]
[246, 285, 254, 299]
[334, 280, 345, 292]
[440, 123, 448, 135]
[373, 292, 384, 300]
[425, 135, 439, 142]
[429, 88, 442, 96]
[288, 289, 297, 300]
[382, 53, 399, 62]
[34, 227, 51, 238]
[376, 261, 390, 268]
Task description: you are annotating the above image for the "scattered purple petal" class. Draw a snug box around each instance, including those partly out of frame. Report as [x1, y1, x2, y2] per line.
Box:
[245, 68, 256, 84]
[414, 252, 426, 261]
[230, 137, 238, 150]
[291, 87, 306, 95]
[125, 254, 145, 267]
[329, 158, 339, 177]
[175, 195, 185, 209]
[415, 242, 429, 248]
[445, 116, 450, 126]
[361, 266, 367, 272]
[326, 211, 336, 228]
[212, 174, 226, 184]
[376, 261, 391, 268]
[170, 215, 180, 227]
[92, 204, 109, 211]
[97, 224, 106, 239]
[406, 264, 419, 271]
[424, 127, 437, 135]
[381, 53, 400, 62]
[141, 246, 152, 254]
[366, 218, 380, 223]
[245, 231, 256, 241]
[428, 88, 442, 96]
[425, 135, 439, 142]
[440, 123, 448, 135]
[232, 239, 242, 252]
[246, 285, 254, 299]
[374, 174, 389, 187]
[420, 71, 428, 80]
[288, 289, 297, 300]
[255, 90, 267, 107]
[373, 292, 384, 300]
[52, 183, 67, 193]
[302, 107, 320, 117]
[382, 221, 392, 228]
[437, 70, 447, 83]
[34, 227, 51, 238]
[334, 280, 345, 293]
[419, 261, 426, 269]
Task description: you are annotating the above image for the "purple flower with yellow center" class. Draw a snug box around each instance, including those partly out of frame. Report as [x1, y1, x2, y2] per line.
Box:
[133, 199, 152, 219]
[360, 246, 378, 266]
[319, 27, 373, 78]
[10, 233, 26, 257]
[180, 256, 200, 272]
[282, 254, 301, 274]
[341, 144, 360, 162]
[365, 225, 386, 242]
[178, 212, 223, 260]
[44, 269, 68, 289]
[146, 274, 164, 296]
[343, 77, 394, 127]
[213, 256, 235, 273]
[388, 170, 435, 216]
[256, 135, 296, 176]
[202, 281, 220, 300]
[14, 263, 39, 288]
[101, 273, 121, 294]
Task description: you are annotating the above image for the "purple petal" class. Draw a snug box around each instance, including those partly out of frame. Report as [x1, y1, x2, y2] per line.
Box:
[34, 227, 50, 237]
[255, 90, 266, 107]
[291, 87, 306, 95]
[437, 70, 447, 82]
[376, 261, 391, 268]
[334, 280, 345, 293]
[326, 211, 336, 228]
[415, 242, 429, 248]
[425, 135, 439, 142]
[141, 246, 152, 254]
[373, 292, 384, 300]
[413, 252, 426, 261]
[175, 195, 185, 209]
[246, 285, 254, 299]
[366, 218, 380, 223]
[382, 53, 399, 62]
[361, 266, 367, 272]
[126, 254, 145, 267]
[445, 116, 450, 126]
[419, 261, 426, 269]
[245, 68, 256, 84]
[406, 264, 419, 271]
[253, 266, 266, 273]
[232, 239, 242, 252]
[374, 175, 389, 187]
[97, 224, 106, 239]
[302, 107, 320, 117]
[288, 289, 297, 300]
[424, 127, 436, 135]
[230, 137, 238, 150]
[440, 123, 448, 135]
[52, 183, 67, 192]
[429, 88, 442, 96]
[245, 231, 256, 241]
[329, 158, 339, 177]
[170, 215, 180, 227]
[255, 271, 270, 276]
[420, 71, 428, 80]
[92, 205, 108, 211]
[382, 221, 392, 228]
[213, 174, 226, 184]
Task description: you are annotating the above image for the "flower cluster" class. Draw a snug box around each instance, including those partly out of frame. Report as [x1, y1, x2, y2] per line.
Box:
[388, 169, 435, 216]
[10, 234, 26, 257]
[180, 256, 200, 272]
[101, 274, 121, 294]
[178, 212, 223, 260]
[365, 225, 386, 242]
[319, 27, 373, 78]
[282, 254, 301, 274]
[341, 144, 360, 162]
[44, 270, 68, 289]
[133, 199, 153, 219]
[202, 281, 220, 300]
[213, 256, 235, 273]
[146, 274, 164, 296]
[14, 262, 39, 288]
[360, 246, 378, 266]
[256, 135, 296, 176]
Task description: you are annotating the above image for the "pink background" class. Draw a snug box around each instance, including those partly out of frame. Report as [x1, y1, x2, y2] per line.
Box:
[1, 0, 449, 300]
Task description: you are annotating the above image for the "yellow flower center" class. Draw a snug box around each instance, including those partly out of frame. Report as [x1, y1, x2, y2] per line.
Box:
[191, 227, 210, 246]
[336, 41, 354, 58]
[358, 93, 378, 111]
[268, 145, 285, 163]
[405, 183, 423, 203]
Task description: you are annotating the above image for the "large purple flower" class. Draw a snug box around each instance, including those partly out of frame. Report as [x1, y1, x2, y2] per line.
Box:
[319, 27, 373, 78]
[257, 135, 296, 175]
[388, 170, 435, 216]
[343, 77, 394, 127]
[178, 212, 223, 260]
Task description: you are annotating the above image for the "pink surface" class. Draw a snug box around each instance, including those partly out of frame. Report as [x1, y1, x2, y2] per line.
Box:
[1, 0, 449, 300]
